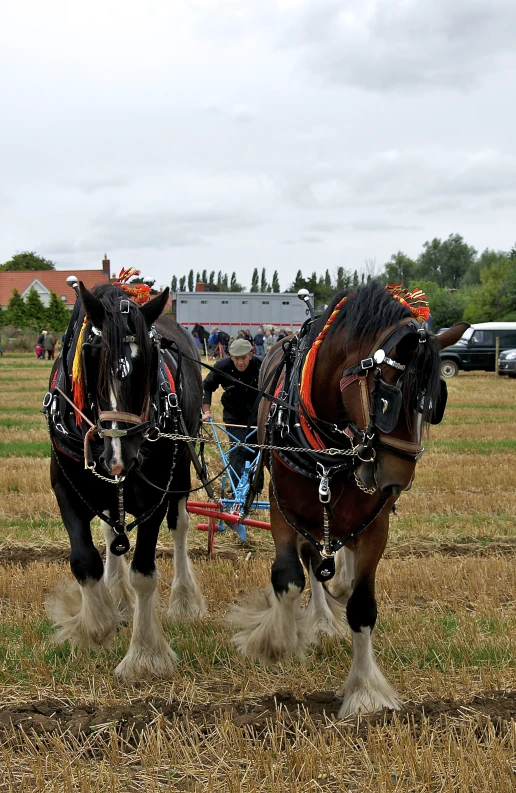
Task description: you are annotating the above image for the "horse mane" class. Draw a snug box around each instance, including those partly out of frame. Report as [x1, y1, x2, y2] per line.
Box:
[88, 283, 153, 412]
[309, 281, 442, 425]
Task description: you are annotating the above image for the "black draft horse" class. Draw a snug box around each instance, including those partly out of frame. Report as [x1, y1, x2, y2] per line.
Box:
[45, 283, 205, 679]
[231, 282, 467, 716]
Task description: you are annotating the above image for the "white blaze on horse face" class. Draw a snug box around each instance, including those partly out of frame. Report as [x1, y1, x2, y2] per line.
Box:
[129, 343, 138, 359]
[109, 386, 123, 475]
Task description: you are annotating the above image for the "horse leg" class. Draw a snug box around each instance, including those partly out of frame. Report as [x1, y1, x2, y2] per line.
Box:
[167, 496, 206, 620]
[115, 506, 177, 681]
[300, 545, 347, 644]
[100, 520, 135, 622]
[230, 504, 308, 663]
[328, 546, 355, 604]
[46, 474, 117, 647]
[338, 515, 401, 717]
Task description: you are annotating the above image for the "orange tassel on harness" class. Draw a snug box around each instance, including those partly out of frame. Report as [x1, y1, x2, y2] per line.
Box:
[71, 319, 87, 425]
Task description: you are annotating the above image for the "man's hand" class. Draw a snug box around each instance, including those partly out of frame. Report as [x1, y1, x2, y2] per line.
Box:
[202, 405, 213, 421]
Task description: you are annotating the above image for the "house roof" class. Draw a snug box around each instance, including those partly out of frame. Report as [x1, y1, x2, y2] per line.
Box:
[0, 270, 110, 308]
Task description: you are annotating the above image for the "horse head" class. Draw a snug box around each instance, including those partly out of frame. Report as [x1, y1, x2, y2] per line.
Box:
[78, 282, 169, 477]
[311, 283, 468, 496]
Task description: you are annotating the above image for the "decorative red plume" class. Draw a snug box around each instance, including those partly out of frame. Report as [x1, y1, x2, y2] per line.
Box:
[386, 283, 431, 323]
[114, 268, 152, 305]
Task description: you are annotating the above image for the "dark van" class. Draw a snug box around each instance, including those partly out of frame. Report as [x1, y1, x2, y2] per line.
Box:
[439, 322, 516, 378]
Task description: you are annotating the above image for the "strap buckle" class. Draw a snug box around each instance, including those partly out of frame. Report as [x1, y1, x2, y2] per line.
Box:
[360, 357, 374, 370]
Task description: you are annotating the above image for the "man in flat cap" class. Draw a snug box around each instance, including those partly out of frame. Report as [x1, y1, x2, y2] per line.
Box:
[202, 338, 262, 486]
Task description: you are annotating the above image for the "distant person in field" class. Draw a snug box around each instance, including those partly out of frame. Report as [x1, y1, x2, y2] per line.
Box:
[253, 327, 265, 358]
[43, 331, 55, 360]
[263, 329, 275, 354]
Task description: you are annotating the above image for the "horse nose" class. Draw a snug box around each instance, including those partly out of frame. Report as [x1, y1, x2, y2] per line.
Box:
[380, 483, 401, 497]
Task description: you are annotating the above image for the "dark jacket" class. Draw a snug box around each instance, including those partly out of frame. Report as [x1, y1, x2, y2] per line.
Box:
[203, 356, 261, 423]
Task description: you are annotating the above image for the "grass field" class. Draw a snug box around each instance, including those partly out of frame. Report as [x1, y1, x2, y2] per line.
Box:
[1, 352, 516, 791]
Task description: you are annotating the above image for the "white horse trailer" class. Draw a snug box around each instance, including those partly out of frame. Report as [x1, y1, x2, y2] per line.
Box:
[174, 292, 314, 335]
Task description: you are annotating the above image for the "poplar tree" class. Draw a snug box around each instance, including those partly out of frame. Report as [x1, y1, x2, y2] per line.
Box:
[271, 271, 280, 292]
[187, 270, 194, 291]
[3, 290, 26, 327]
[24, 287, 47, 331]
[45, 291, 71, 333]
[250, 268, 259, 292]
[260, 268, 268, 292]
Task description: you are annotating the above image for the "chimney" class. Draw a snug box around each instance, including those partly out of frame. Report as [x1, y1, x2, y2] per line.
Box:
[196, 281, 206, 292]
[102, 253, 110, 275]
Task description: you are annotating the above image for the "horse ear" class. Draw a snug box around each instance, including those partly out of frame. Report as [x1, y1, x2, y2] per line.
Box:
[435, 322, 470, 351]
[79, 282, 104, 328]
[140, 288, 170, 327]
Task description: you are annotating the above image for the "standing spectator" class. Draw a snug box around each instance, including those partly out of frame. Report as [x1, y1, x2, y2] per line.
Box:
[253, 327, 265, 358]
[263, 329, 275, 354]
[243, 329, 253, 344]
[208, 328, 219, 357]
[43, 331, 55, 360]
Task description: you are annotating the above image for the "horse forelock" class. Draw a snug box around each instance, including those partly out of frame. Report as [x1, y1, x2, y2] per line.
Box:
[90, 284, 153, 411]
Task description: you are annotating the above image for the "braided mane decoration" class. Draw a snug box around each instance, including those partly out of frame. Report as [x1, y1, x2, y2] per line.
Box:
[385, 283, 430, 323]
[299, 294, 349, 450]
[114, 268, 152, 305]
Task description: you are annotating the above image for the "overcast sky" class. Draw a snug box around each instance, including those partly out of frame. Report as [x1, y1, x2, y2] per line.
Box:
[1, 0, 515, 291]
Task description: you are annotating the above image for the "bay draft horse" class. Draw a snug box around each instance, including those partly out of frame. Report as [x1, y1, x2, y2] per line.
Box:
[231, 282, 467, 716]
[44, 283, 205, 679]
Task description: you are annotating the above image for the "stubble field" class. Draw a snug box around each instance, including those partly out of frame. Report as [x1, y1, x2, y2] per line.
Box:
[1, 353, 516, 791]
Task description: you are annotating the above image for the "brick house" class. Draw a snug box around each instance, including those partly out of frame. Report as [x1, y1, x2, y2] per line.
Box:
[0, 255, 113, 310]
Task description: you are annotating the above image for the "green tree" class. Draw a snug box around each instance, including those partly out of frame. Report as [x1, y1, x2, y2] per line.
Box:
[24, 287, 47, 331]
[179, 276, 186, 291]
[417, 234, 476, 289]
[222, 273, 229, 290]
[260, 268, 268, 292]
[463, 256, 516, 322]
[187, 270, 194, 291]
[352, 270, 359, 288]
[171, 275, 178, 292]
[271, 271, 280, 293]
[383, 251, 417, 286]
[208, 271, 216, 290]
[250, 268, 259, 292]
[335, 266, 351, 291]
[3, 289, 27, 327]
[0, 251, 56, 271]
[413, 281, 469, 330]
[201, 269, 207, 285]
[230, 272, 244, 292]
[46, 291, 71, 333]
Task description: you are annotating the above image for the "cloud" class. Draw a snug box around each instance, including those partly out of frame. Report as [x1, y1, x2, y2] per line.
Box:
[72, 177, 129, 195]
[71, 208, 262, 253]
[282, 0, 516, 92]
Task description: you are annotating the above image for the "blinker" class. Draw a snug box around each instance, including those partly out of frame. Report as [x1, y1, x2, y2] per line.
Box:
[374, 379, 403, 433]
